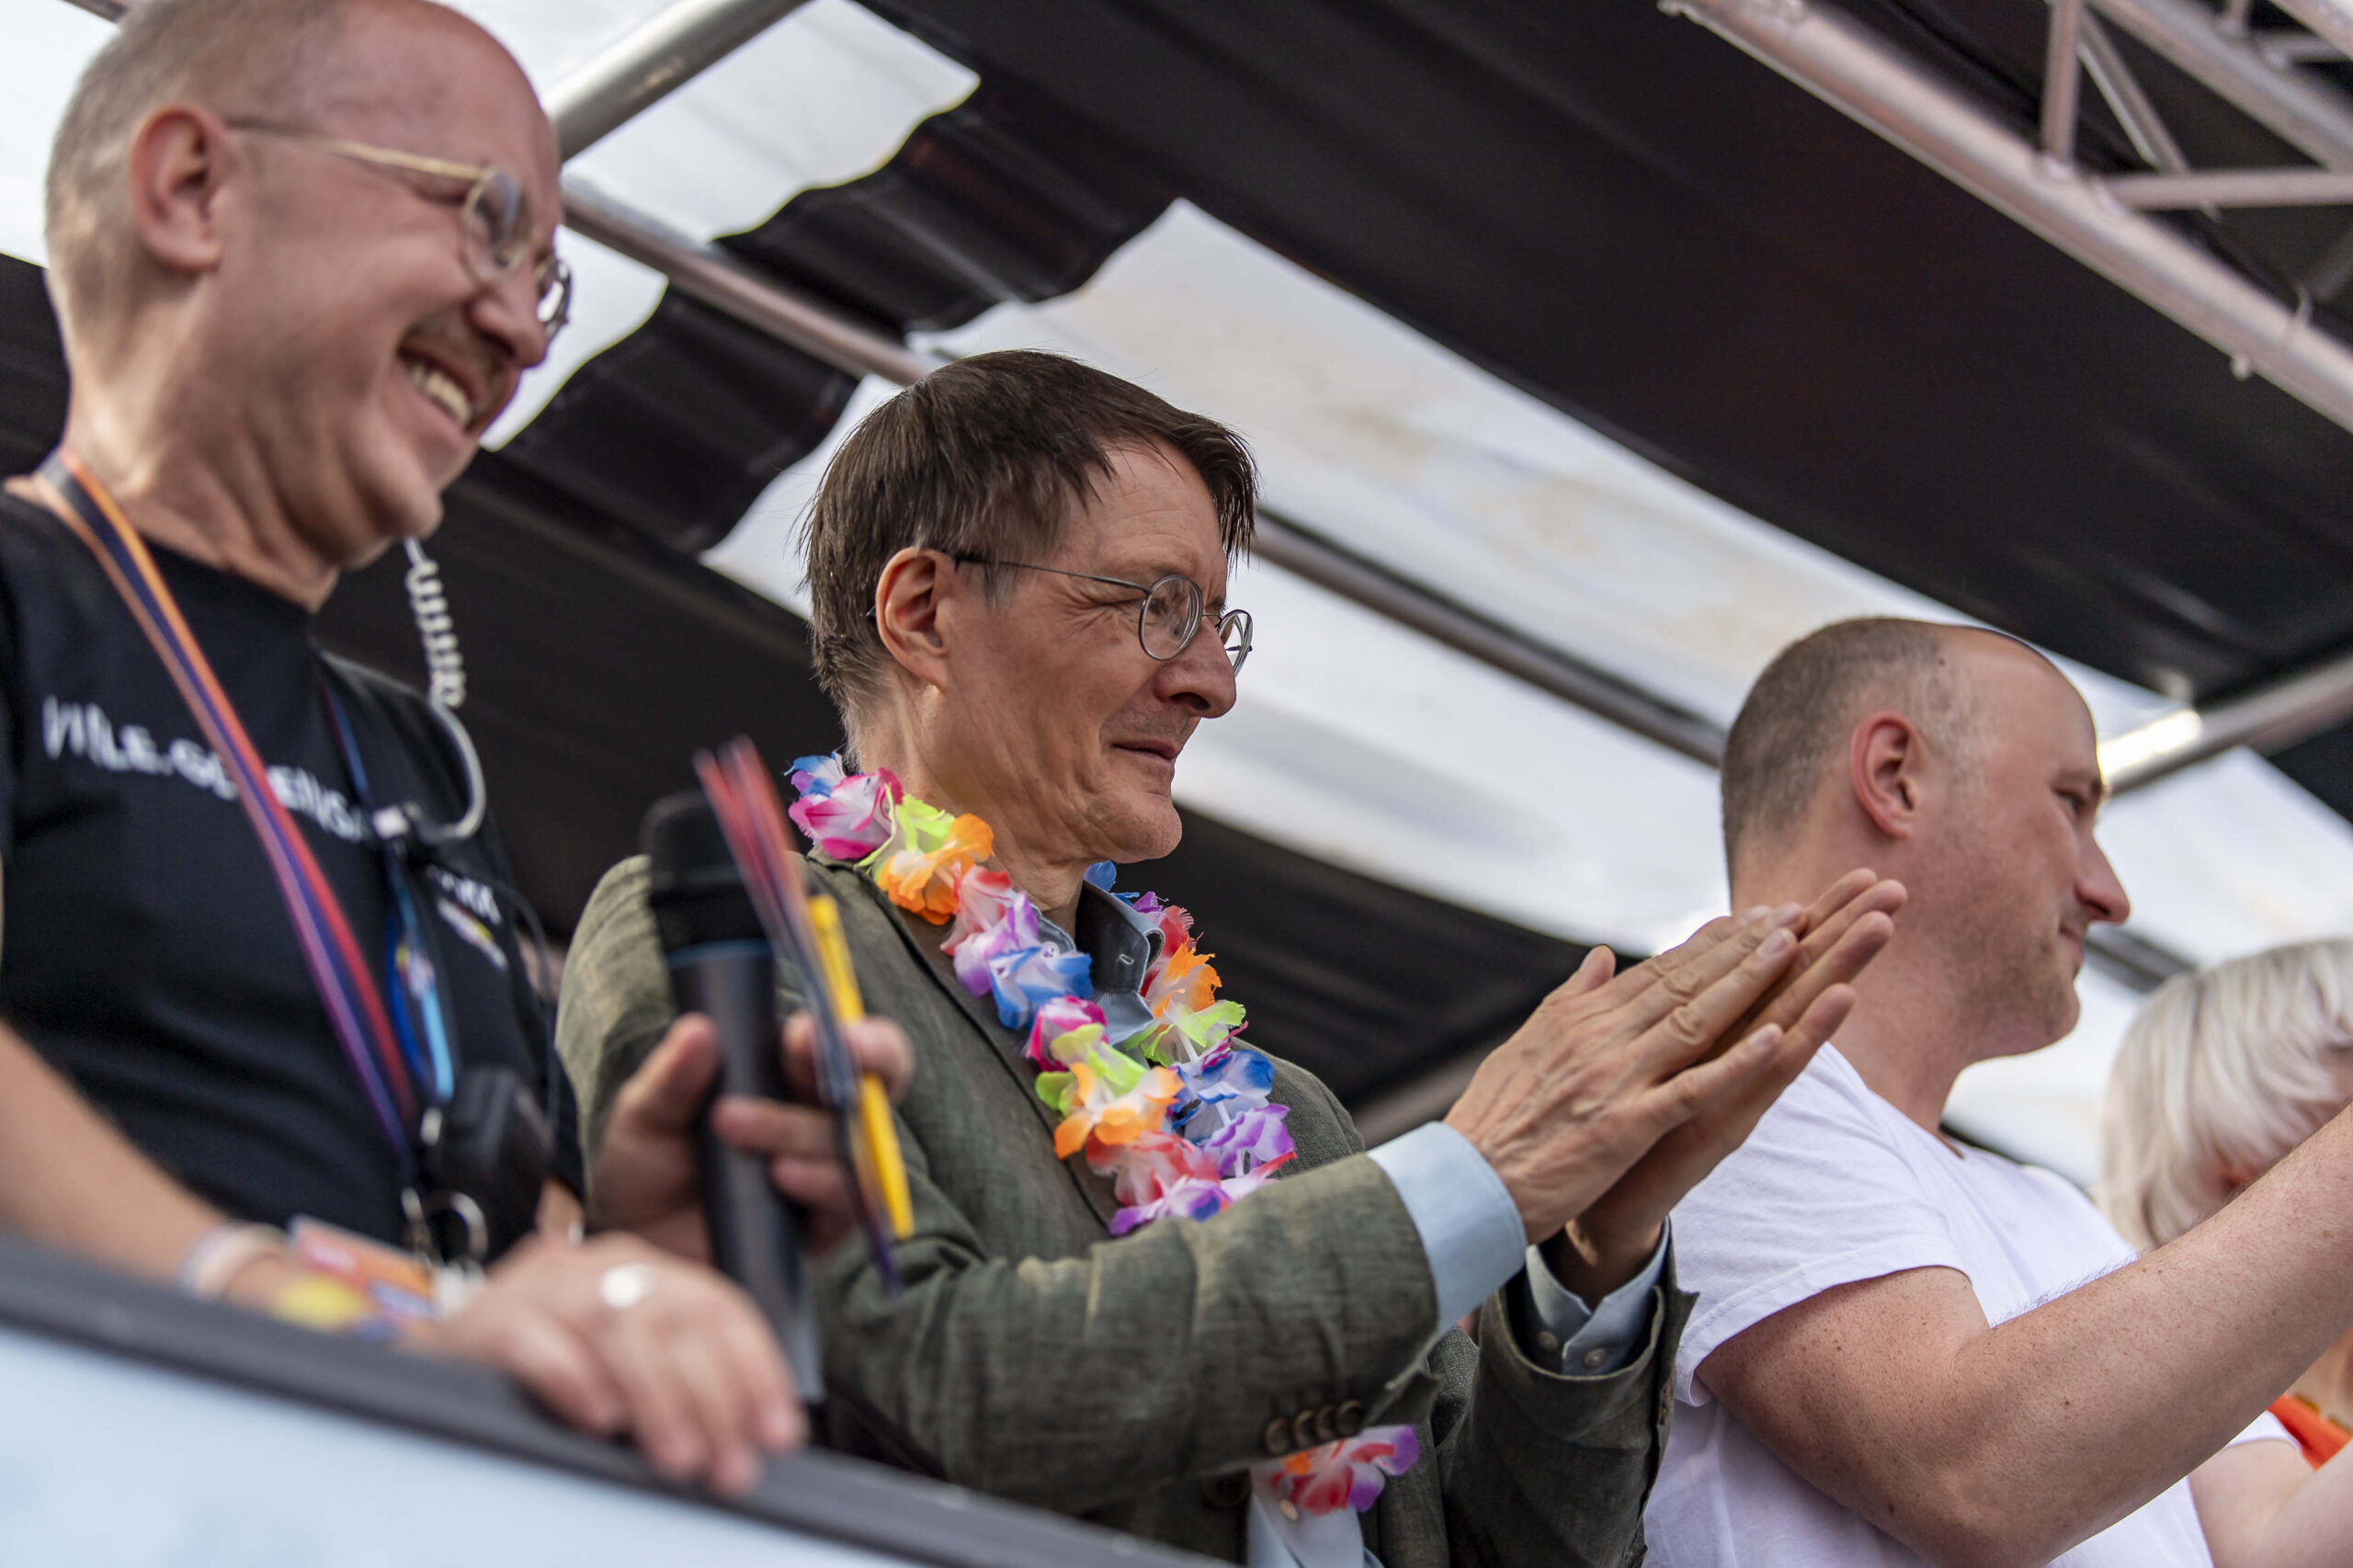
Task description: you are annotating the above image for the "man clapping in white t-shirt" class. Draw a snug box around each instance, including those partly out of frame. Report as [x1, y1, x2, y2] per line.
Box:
[1647, 618, 2353, 1568]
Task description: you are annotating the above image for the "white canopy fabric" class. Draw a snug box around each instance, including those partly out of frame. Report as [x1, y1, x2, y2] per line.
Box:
[8, 0, 2353, 1187]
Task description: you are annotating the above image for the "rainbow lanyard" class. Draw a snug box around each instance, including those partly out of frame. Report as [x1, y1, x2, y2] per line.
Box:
[28, 450, 421, 1176]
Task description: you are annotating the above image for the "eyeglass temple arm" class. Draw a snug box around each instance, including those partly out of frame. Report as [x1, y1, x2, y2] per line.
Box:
[277, 131, 491, 186]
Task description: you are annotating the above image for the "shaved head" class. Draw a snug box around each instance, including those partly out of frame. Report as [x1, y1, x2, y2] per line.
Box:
[43, 0, 526, 348]
[46, 0, 355, 333]
[40, 0, 557, 586]
[1721, 619, 1998, 874]
[1723, 618, 2127, 1090]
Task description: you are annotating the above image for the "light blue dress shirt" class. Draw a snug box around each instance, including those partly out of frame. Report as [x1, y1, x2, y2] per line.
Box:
[1047, 889, 1666, 1568]
[1245, 1124, 1665, 1568]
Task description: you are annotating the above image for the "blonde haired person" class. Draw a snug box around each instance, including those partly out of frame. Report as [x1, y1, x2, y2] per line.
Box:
[2101, 938, 2353, 1565]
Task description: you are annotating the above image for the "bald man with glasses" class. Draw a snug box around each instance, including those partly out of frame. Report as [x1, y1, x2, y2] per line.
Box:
[0, 0, 908, 1494]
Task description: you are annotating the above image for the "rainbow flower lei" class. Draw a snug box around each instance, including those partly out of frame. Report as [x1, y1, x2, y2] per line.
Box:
[788, 756, 1420, 1517]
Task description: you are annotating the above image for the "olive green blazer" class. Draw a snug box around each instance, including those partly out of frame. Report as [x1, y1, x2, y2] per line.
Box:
[558, 855, 1690, 1565]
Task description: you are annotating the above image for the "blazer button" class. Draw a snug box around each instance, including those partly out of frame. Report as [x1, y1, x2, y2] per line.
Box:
[1263, 1417, 1292, 1456]
[1202, 1471, 1251, 1510]
[1336, 1401, 1366, 1437]
[1313, 1405, 1339, 1445]
[1292, 1411, 1321, 1452]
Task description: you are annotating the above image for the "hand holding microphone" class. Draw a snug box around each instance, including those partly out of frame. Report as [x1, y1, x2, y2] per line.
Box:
[589, 1007, 913, 1260]
[708, 1011, 910, 1252]
[586, 795, 906, 1407]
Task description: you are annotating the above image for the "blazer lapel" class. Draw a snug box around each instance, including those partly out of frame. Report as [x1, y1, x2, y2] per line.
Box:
[843, 870, 1126, 1231]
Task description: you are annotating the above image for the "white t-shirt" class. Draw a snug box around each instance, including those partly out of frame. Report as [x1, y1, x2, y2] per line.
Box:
[1647, 1045, 2289, 1568]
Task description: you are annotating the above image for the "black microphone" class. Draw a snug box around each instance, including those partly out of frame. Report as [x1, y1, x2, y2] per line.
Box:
[642, 790, 823, 1402]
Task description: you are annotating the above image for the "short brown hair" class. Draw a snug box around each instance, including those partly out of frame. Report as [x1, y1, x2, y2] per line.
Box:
[1721, 618, 1982, 871]
[801, 350, 1257, 720]
[45, 0, 356, 335]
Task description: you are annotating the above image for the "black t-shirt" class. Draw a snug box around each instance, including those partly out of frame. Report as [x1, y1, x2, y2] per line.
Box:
[0, 491, 582, 1248]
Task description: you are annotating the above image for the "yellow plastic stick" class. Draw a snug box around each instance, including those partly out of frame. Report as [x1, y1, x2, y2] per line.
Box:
[807, 895, 866, 1022]
[809, 895, 915, 1239]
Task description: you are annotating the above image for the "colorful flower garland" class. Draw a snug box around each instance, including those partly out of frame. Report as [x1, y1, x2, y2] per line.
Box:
[789, 756, 1418, 1517]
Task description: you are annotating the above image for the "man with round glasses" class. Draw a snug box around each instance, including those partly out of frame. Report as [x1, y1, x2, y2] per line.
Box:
[560, 348, 1904, 1563]
[0, 0, 907, 1496]
[947, 554, 1253, 670]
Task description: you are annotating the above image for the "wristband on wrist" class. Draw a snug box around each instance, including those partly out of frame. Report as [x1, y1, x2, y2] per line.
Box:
[176, 1221, 289, 1301]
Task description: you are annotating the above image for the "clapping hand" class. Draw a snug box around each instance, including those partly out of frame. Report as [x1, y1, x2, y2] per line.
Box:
[1444, 869, 1902, 1300]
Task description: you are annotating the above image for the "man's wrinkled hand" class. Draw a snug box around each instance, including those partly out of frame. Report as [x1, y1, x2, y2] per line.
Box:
[590, 1011, 914, 1258]
[1550, 870, 1904, 1297]
[408, 1233, 801, 1494]
[1444, 869, 1901, 1290]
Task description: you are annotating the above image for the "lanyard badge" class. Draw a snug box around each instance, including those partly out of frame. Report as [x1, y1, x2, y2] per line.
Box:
[323, 679, 553, 1264]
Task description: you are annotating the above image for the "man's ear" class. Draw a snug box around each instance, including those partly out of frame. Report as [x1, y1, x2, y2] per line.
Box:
[873, 547, 954, 691]
[1849, 710, 1925, 840]
[126, 104, 234, 277]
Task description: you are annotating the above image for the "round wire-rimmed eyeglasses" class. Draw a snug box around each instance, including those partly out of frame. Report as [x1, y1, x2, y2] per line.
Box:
[227, 122, 574, 342]
[954, 555, 1253, 674]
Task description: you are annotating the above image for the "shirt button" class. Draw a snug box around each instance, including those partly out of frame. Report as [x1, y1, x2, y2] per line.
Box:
[1262, 1418, 1290, 1456]
[1536, 1331, 1560, 1356]
[1582, 1346, 1609, 1370]
[1336, 1401, 1366, 1437]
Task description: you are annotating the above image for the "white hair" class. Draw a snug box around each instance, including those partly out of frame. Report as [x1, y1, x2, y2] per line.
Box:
[2100, 938, 2353, 1252]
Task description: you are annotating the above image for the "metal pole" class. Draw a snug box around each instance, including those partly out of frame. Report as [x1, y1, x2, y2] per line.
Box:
[1249, 512, 1732, 767]
[2269, 0, 2353, 62]
[63, 0, 801, 151]
[2043, 0, 2087, 165]
[1668, 0, 2353, 435]
[2103, 646, 2353, 791]
[2087, 0, 2353, 168]
[559, 181, 947, 386]
[2079, 11, 2192, 173]
[2106, 167, 2353, 205]
[2308, 222, 2353, 296]
[546, 0, 807, 160]
[2256, 29, 2351, 65]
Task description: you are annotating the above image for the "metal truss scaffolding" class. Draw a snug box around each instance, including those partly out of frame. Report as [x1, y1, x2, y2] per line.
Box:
[1665, 0, 2353, 811]
[1667, 0, 2353, 430]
